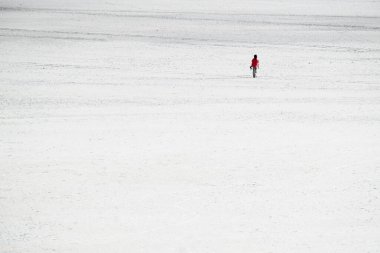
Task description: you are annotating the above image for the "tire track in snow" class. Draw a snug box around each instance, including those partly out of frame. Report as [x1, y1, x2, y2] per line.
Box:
[2, 7, 380, 31]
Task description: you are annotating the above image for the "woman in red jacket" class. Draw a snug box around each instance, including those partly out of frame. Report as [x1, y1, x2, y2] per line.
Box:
[250, 54, 259, 78]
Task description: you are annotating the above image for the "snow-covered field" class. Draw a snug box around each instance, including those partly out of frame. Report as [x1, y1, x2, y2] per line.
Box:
[1, 0, 380, 252]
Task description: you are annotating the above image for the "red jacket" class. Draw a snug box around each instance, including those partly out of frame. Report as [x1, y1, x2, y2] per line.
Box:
[251, 58, 259, 68]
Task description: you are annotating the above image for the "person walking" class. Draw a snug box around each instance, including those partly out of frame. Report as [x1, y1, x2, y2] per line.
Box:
[250, 54, 259, 78]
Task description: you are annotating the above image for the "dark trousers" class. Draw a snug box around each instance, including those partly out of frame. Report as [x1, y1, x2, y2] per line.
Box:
[252, 67, 257, 78]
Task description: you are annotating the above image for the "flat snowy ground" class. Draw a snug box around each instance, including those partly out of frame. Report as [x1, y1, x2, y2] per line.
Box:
[1, 0, 380, 252]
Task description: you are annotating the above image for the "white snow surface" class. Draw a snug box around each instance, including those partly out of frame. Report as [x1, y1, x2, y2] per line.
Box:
[1, 0, 380, 252]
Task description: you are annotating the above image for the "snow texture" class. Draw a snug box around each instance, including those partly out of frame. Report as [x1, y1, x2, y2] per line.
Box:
[1, 0, 380, 252]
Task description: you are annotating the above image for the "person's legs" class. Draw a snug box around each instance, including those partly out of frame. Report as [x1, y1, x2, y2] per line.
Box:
[252, 67, 257, 78]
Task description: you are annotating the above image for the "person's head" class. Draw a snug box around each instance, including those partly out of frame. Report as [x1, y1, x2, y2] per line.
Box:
[254, 54, 257, 59]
